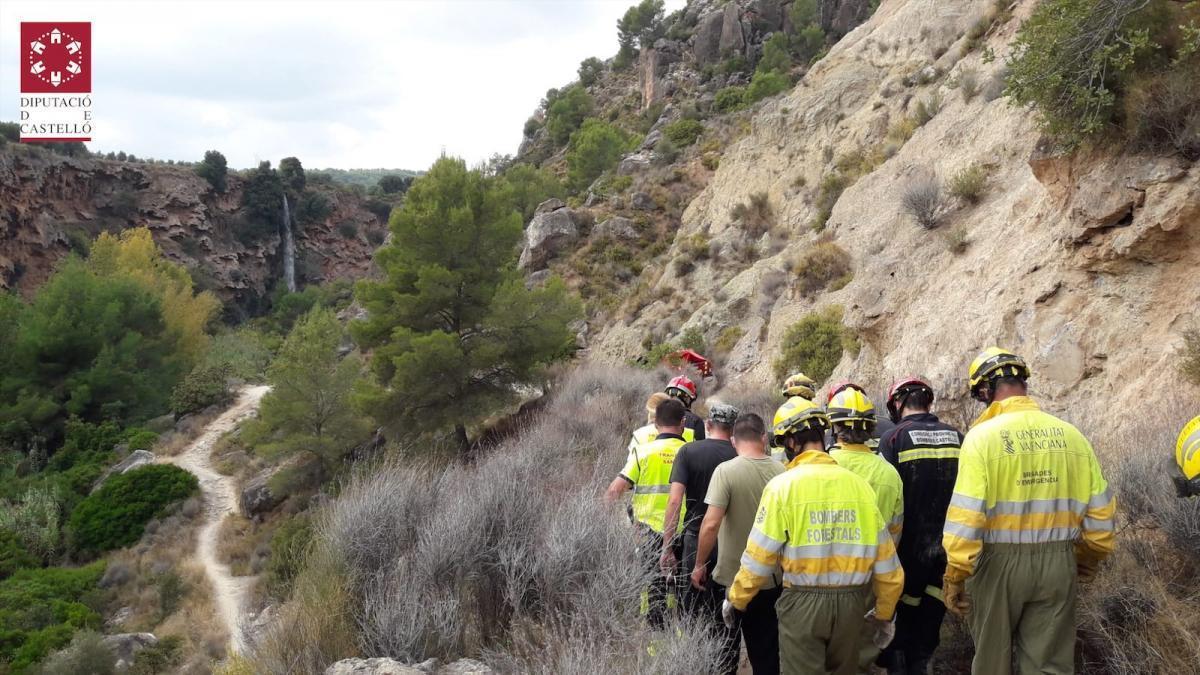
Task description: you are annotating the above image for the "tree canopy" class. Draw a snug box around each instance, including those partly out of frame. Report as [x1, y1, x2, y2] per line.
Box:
[195, 150, 228, 193]
[352, 156, 581, 453]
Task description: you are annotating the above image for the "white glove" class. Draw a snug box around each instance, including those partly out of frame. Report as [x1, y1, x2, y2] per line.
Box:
[864, 608, 896, 649]
[721, 599, 737, 629]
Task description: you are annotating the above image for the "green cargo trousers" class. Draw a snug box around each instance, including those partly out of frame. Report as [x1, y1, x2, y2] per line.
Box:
[777, 585, 871, 675]
[965, 542, 1077, 675]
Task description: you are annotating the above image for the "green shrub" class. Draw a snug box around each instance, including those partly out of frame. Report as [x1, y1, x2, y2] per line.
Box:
[33, 629, 116, 675]
[759, 33, 793, 74]
[195, 150, 228, 193]
[913, 93, 943, 125]
[566, 119, 634, 191]
[67, 465, 198, 556]
[546, 85, 594, 146]
[0, 562, 105, 669]
[523, 116, 542, 138]
[0, 530, 39, 579]
[746, 70, 791, 103]
[0, 122, 19, 143]
[772, 306, 858, 383]
[0, 486, 62, 564]
[267, 514, 313, 598]
[1180, 326, 1200, 386]
[713, 326, 745, 354]
[1004, 0, 1188, 147]
[578, 57, 605, 86]
[295, 191, 333, 226]
[363, 199, 392, 223]
[127, 635, 182, 675]
[653, 137, 680, 165]
[203, 328, 276, 381]
[663, 119, 704, 146]
[501, 163, 565, 221]
[171, 364, 232, 415]
[240, 161, 283, 238]
[956, 68, 981, 102]
[715, 86, 747, 113]
[791, 241, 853, 295]
[156, 570, 187, 620]
[337, 222, 358, 239]
[811, 172, 849, 231]
[948, 163, 990, 204]
[793, 23, 826, 63]
[1122, 62, 1200, 159]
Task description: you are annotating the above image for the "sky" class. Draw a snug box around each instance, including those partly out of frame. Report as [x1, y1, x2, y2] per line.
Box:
[0, 0, 684, 170]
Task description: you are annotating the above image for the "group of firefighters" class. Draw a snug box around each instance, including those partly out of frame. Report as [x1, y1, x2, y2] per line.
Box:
[605, 347, 1127, 675]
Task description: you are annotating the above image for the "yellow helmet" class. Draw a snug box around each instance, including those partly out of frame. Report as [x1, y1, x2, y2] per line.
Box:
[827, 388, 876, 430]
[781, 372, 818, 400]
[968, 347, 1031, 402]
[772, 396, 830, 447]
[1177, 415, 1200, 482]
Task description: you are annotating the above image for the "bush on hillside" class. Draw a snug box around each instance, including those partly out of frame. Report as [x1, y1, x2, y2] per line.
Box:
[791, 241, 853, 295]
[546, 85, 594, 146]
[714, 86, 747, 113]
[266, 514, 312, 599]
[902, 173, 944, 229]
[0, 486, 62, 564]
[772, 306, 858, 383]
[746, 70, 791, 103]
[947, 164, 989, 206]
[195, 150, 228, 193]
[0, 122, 19, 142]
[0, 530, 39, 579]
[759, 33, 793, 74]
[578, 57, 604, 86]
[30, 629, 116, 675]
[913, 93, 942, 126]
[566, 119, 634, 191]
[66, 464, 198, 556]
[663, 118, 704, 147]
[1004, 0, 1197, 147]
[253, 365, 723, 674]
[501, 163, 565, 222]
[731, 192, 774, 237]
[295, 191, 332, 226]
[240, 161, 284, 239]
[1122, 62, 1200, 159]
[171, 364, 232, 415]
[0, 562, 105, 670]
[203, 328, 276, 381]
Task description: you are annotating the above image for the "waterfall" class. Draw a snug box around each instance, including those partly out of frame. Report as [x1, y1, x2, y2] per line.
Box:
[281, 193, 296, 293]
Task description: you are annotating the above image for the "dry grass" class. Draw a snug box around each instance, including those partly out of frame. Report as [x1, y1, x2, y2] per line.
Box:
[903, 173, 945, 229]
[790, 240, 853, 296]
[943, 224, 971, 254]
[250, 365, 724, 673]
[156, 408, 223, 458]
[947, 163, 990, 205]
[731, 192, 774, 237]
[216, 515, 273, 577]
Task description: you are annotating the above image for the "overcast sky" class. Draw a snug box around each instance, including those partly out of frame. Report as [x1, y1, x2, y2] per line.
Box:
[1, 0, 684, 170]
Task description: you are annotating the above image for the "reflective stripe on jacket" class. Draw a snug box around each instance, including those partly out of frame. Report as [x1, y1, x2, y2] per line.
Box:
[942, 396, 1116, 583]
[621, 434, 687, 534]
[727, 450, 905, 620]
[627, 424, 695, 463]
[831, 444, 905, 540]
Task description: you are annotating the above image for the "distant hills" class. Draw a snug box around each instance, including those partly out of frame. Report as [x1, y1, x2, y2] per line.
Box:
[313, 167, 421, 189]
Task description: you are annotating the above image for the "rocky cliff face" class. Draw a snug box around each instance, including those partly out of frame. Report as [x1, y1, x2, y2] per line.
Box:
[0, 147, 387, 316]
[540, 0, 1197, 437]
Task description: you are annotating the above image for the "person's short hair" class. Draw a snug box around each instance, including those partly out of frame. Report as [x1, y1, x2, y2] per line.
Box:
[645, 392, 672, 423]
[835, 426, 873, 445]
[655, 398, 687, 427]
[732, 413, 767, 441]
[993, 375, 1028, 392]
[902, 388, 934, 411]
[789, 427, 826, 448]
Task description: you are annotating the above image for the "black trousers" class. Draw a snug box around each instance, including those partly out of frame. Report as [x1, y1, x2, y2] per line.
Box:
[879, 559, 946, 673]
[638, 528, 680, 628]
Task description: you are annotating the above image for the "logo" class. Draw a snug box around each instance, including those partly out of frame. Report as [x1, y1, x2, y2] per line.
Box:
[21, 23, 90, 93]
[18, 22, 93, 142]
[1000, 430, 1015, 455]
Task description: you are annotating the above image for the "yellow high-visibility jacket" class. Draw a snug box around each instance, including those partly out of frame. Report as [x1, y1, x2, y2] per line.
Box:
[727, 450, 905, 620]
[627, 424, 695, 463]
[831, 444, 905, 540]
[942, 396, 1116, 583]
[621, 434, 687, 534]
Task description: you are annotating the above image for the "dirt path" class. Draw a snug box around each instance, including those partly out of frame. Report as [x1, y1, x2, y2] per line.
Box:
[159, 385, 270, 656]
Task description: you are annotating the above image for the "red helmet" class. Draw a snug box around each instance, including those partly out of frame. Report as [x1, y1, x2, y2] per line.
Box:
[886, 376, 934, 423]
[826, 380, 864, 404]
[665, 376, 698, 405]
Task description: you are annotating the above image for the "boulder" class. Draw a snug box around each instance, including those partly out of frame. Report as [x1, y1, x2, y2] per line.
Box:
[631, 191, 657, 211]
[91, 450, 156, 493]
[240, 469, 281, 517]
[718, 3, 746, 56]
[525, 269, 551, 289]
[439, 659, 494, 674]
[593, 216, 639, 241]
[618, 152, 653, 175]
[639, 40, 683, 109]
[693, 11, 725, 65]
[749, 0, 786, 33]
[517, 200, 578, 271]
[325, 658, 424, 675]
[821, 0, 874, 37]
[144, 413, 176, 433]
[102, 633, 157, 671]
[640, 129, 664, 151]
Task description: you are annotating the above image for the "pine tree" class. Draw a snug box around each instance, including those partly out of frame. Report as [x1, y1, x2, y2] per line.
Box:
[352, 157, 581, 454]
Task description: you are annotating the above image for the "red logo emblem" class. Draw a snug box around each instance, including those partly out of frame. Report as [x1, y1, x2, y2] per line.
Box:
[21, 23, 91, 94]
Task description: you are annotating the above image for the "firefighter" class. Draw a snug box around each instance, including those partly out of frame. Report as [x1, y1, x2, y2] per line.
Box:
[877, 377, 963, 675]
[666, 375, 707, 441]
[782, 372, 818, 400]
[1174, 414, 1200, 497]
[827, 387, 904, 673]
[826, 380, 895, 448]
[942, 348, 1116, 675]
[725, 397, 904, 675]
[606, 398, 691, 627]
[628, 392, 693, 462]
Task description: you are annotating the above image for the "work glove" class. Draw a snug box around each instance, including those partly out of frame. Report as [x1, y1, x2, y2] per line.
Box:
[943, 577, 971, 618]
[721, 599, 738, 629]
[864, 609, 896, 649]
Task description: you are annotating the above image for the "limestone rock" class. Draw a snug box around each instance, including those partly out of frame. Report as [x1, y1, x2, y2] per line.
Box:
[693, 10, 726, 65]
[618, 152, 653, 175]
[631, 191, 656, 210]
[102, 633, 157, 671]
[325, 658, 424, 675]
[518, 200, 578, 270]
[91, 450, 156, 493]
[594, 216, 639, 241]
[241, 469, 281, 517]
[439, 659, 493, 674]
[718, 3, 746, 56]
